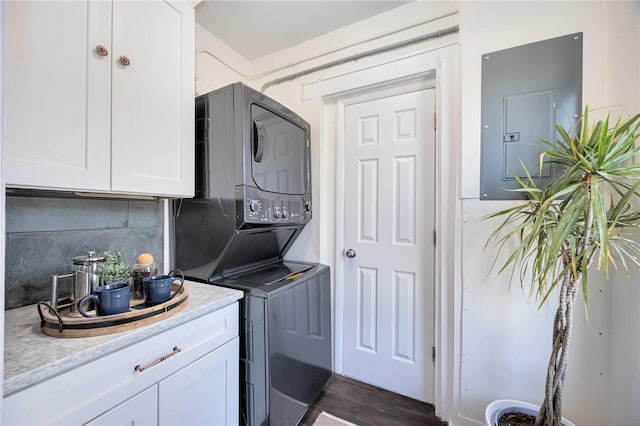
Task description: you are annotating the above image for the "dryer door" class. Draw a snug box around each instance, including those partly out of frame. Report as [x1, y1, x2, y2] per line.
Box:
[250, 104, 309, 195]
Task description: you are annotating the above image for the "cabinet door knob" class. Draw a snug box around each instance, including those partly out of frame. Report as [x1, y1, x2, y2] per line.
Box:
[95, 45, 109, 56]
[119, 55, 131, 66]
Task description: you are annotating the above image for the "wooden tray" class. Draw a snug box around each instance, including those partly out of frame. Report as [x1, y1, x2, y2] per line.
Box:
[37, 284, 189, 338]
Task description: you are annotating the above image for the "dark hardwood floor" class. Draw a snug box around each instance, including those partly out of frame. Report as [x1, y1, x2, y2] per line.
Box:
[299, 375, 447, 426]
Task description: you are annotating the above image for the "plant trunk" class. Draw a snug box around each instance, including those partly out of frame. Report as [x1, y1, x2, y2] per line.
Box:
[534, 272, 580, 426]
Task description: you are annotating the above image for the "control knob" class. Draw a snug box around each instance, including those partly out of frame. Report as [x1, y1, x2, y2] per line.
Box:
[249, 200, 261, 213]
[282, 211, 289, 219]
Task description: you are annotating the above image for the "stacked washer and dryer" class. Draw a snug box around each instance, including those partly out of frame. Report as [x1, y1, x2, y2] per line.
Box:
[173, 83, 331, 426]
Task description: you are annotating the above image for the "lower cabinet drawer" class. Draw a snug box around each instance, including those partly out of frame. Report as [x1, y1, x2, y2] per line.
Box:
[3, 303, 239, 426]
[84, 385, 158, 426]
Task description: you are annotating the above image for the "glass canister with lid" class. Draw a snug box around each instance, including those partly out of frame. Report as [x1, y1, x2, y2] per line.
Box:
[131, 253, 157, 300]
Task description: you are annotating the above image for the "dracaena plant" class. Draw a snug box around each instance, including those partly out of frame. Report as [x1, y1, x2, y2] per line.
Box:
[485, 106, 640, 426]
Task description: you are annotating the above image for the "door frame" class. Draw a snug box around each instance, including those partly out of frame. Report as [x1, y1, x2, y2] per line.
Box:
[308, 44, 461, 422]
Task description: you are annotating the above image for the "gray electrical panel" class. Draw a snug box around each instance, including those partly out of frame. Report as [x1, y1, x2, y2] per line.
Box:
[480, 33, 583, 200]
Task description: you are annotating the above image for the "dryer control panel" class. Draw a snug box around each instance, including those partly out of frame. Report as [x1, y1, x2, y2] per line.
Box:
[238, 186, 311, 226]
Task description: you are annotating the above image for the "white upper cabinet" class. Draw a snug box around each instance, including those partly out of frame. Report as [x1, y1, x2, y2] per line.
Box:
[3, 1, 112, 192]
[3, 1, 195, 198]
[110, 1, 194, 196]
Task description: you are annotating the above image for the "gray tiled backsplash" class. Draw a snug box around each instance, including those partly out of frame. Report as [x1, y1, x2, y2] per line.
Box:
[5, 196, 164, 309]
[6, 197, 129, 233]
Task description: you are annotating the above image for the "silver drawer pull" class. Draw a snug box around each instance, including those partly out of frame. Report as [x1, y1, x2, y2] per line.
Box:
[134, 346, 181, 372]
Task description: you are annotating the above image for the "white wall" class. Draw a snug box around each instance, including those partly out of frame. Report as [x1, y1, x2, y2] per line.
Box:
[609, 251, 640, 425]
[606, 3, 640, 425]
[195, 1, 640, 425]
[194, 24, 251, 95]
[458, 2, 640, 425]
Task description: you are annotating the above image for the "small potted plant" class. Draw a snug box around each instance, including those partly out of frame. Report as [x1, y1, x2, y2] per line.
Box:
[96, 250, 133, 285]
[485, 106, 640, 426]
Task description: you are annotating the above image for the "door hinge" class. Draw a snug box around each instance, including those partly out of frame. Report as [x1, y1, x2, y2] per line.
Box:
[433, 230, 437, 246]
[433, 111, 437, 130]
[432, 346, 436, 363]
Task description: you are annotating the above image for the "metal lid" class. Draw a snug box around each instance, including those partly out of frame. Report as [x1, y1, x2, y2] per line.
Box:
[72, 250, 106, 265]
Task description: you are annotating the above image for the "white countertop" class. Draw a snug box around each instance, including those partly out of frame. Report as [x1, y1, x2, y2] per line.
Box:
[3, 280, 243, 397]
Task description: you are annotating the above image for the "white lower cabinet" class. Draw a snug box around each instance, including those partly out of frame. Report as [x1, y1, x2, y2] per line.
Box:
[2, 303, 239, 426]
[85, 338, 239, 426]
[159, 339, 239, 425]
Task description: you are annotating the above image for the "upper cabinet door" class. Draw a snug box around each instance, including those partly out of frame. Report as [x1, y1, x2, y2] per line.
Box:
[110, 0, 195, 198]
[3, 1, 112, 191]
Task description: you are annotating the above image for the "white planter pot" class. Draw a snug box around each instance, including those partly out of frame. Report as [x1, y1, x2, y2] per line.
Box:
[485, 399, 577, 426]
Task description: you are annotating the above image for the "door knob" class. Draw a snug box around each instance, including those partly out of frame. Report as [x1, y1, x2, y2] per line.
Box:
[345, 249, 356, 258]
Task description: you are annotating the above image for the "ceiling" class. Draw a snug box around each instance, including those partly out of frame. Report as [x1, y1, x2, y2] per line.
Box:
[195, 1, 410, 60]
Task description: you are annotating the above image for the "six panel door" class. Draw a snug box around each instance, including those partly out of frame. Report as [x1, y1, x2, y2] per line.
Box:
[342, 89, 436, 403]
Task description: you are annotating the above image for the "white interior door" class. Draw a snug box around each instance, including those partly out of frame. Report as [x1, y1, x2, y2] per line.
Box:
[342, 89, 435, 403]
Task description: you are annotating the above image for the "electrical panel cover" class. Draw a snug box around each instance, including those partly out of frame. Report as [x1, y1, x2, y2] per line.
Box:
[480, 33, 583, 200]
